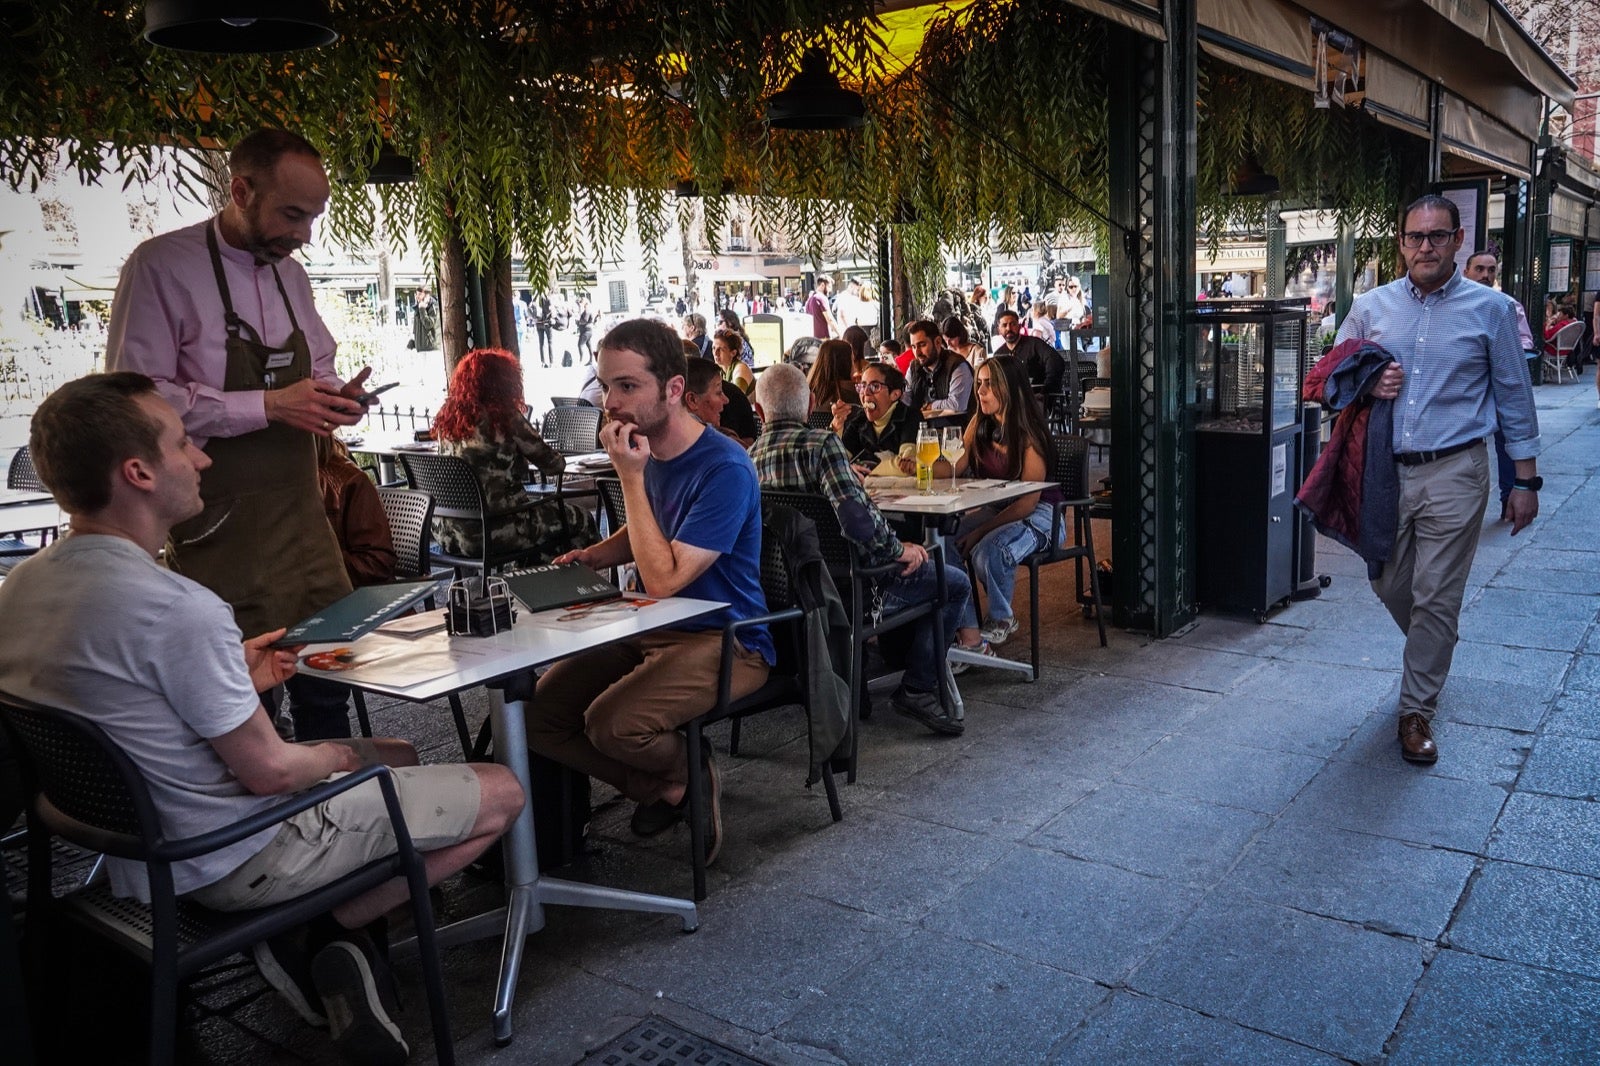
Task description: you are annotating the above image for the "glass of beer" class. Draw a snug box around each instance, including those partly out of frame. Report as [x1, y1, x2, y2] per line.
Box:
[916, 425, 939, 494]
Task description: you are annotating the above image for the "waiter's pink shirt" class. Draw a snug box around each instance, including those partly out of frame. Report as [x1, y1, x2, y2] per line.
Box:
[105, 216, 342, 448]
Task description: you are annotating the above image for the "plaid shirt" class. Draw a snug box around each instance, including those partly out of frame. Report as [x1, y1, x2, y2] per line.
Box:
[749, 420, 905, 567]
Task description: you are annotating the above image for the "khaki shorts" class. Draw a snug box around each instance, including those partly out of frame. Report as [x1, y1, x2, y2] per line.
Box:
[188, 764, 481, 911]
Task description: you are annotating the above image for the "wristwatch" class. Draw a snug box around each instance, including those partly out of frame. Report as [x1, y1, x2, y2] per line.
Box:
[1512, 476, 1543, 492]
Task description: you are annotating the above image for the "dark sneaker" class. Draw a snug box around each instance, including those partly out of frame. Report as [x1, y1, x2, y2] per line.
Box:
[311, 933, 409, 1066]
[630, 798, 686, 837]
[698, 749, 723, 867]
[252, 927, 326, 1027]
[891, 687, 964, 736]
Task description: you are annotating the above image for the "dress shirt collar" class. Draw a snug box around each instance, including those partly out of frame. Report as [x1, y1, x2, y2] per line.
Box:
[1404, 265, 1464, 303]
[210, 214, 273, 271]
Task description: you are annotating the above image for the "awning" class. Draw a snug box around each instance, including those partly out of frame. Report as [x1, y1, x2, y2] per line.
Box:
[1440, 92, 1533, 179]
[873, 0, 1165, 44]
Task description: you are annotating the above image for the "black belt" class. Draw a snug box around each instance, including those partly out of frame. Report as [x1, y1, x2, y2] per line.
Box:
[1394, 440, 1479, 466]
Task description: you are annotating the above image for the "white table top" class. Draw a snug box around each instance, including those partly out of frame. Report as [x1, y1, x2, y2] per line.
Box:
[298, 594, 725, 702]
[0, 500, 63, 539]
[344, 431, 437, 458]
[869, 478, 1056, 516]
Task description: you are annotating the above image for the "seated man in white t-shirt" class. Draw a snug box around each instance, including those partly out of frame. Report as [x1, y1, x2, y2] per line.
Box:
[0, 372, 525, 1066]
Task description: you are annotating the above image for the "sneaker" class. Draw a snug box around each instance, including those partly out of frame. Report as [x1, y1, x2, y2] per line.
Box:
[980, 616, 1020, 645]
[311, 932, 409, 1066]
[890, 687, 965, 736]
[698, 749, 723, 867]
[948, 640, 997, 676]
[252, 928, 326, 1027]
[630, 798, 686, 837]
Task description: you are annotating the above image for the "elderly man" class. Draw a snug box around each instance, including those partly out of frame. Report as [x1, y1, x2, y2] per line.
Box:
[0, 372, 524, 1065]
[750, 363, 992, 735]
[903, 318, 974, 424]
[528, 320, 773, 865]
[680, 312, 712, 358]
[1334, 196, 1540, 764]
[105, 128, 373, 744]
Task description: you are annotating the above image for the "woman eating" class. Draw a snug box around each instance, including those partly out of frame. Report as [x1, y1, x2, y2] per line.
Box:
[712, 328, 756, 393]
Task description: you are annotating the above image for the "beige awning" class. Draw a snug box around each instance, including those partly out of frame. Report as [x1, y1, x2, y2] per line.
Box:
[1440, 92, 1533, 179]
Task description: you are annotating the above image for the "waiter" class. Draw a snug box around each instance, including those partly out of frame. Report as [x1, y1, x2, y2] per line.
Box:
[106, 128, 371, 736]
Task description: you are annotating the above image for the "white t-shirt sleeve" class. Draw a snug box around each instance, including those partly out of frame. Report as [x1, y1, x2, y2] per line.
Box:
[147, 586, 262, 740]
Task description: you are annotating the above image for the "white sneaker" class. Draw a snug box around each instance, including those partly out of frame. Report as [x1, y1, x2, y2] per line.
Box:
[948, 640, 997, 675]
[980, 617, 1020, 645]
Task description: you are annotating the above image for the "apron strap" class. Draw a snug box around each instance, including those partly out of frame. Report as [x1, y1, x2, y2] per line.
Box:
[269, 263, 303, 335]
[205, 222, 268, 346]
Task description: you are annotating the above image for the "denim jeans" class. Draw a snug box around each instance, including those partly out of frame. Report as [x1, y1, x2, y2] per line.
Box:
[950, 501, 1059, 628]
[879, 560, 973, 693]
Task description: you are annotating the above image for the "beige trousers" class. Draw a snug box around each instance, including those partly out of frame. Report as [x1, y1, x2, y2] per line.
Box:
[1369, 442, 1490, 720]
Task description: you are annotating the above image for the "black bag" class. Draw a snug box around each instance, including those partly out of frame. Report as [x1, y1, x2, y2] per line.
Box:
[562, 349, 573, 367]
[529, 750, 591, 869]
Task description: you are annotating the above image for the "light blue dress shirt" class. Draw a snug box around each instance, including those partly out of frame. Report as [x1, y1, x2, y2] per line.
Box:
[1335, 268, 1540, 461]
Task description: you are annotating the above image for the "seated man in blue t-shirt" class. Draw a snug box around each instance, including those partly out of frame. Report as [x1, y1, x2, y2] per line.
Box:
[527, 318, 772, 865]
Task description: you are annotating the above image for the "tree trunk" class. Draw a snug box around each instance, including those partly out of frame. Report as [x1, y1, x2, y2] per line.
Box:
[439, 230, 468, 377]
[489, 252, 518, 357]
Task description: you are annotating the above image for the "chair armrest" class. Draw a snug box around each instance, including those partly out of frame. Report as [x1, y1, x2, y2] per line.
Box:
[153, 764, 395, 863]
[714, 607, 802, 709]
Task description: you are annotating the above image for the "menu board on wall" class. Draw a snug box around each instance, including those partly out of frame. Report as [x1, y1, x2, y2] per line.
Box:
[1434, 180, 1488, 278]
[1585, 247, 1600, 293]
[1549, 240, 1572, 294]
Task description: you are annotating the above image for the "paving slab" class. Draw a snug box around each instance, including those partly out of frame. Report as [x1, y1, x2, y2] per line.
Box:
[1128, 894, 1424, 1061]
[1444, 640, 1573, 702]
[1387, 950, 1600, 1066]
[1545, 688, 1600, 739]
[1488, 792, 1600, 878]
[925, 844, 1204, 984]
[1051, 991, 1347, 1066]
[773, 928, 1105, 1065]
[1222, 821, 1476, 940]
[1430, 674, 1554, 732]
[1447, 861, 1600, 980]
[1280, 760, 1507, 852]
[872, 737, 1099, 840]
[1455, 607, 1592, 652]
[1337, 713, 1531, 787]
[1031, 782, 1270, 885]
[1519, 732, 1600, 799]
[1179, 692, 1369, 760]
[1112, 732, 1325, 814]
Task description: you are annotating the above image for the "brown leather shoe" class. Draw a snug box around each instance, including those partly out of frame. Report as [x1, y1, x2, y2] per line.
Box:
[1398, 713, 1438, 764]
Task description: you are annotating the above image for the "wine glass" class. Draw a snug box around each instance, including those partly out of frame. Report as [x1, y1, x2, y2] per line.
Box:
[941, 427, 965, 490]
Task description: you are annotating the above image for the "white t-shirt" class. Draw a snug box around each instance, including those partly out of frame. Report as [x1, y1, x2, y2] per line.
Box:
[0, 535, 275, 900]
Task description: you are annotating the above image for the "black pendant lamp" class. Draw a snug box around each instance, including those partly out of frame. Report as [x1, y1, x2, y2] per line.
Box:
[143, 0, 338, 54]
[765, 48, 865, 130]
[354, 143, 416, 185]
[1228, 154, 1281, 197]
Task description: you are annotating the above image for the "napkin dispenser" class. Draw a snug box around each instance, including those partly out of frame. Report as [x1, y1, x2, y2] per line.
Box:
[446, 576, 516, 637]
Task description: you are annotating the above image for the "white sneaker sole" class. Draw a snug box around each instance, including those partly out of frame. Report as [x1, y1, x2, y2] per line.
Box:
[251, 939, 326, 1028]
[312, 941, 409, 1066]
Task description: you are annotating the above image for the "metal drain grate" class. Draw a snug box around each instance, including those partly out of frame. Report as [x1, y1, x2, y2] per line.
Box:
[578, 1016, 768, 1066]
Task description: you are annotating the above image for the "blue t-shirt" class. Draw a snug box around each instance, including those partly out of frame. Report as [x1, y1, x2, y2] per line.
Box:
[643, 426, 773, 664]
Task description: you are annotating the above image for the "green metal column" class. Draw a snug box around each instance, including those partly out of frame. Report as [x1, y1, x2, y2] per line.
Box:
[1105, 0, 1198, 636]
[1530, 150, 1553, 384]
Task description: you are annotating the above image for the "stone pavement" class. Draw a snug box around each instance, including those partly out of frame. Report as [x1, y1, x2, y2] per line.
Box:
[57, 381, 1600, 1064]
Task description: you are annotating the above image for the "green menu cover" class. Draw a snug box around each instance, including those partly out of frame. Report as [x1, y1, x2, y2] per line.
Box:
[499, 562, 620, 614]
[271, 580, 445, 646]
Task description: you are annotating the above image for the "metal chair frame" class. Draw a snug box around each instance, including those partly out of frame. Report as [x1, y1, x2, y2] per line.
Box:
[1019, 433, 1107, 680]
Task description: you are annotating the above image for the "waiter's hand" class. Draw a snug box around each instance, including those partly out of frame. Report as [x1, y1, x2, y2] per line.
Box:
[265, 378, 365, 435]
[1370, 364, 1405, 401]
[1507, 488, 1539, 535]
[600, 419, 650, 476]
[243, 629, 301, 691]
[338, 366, 373, 403]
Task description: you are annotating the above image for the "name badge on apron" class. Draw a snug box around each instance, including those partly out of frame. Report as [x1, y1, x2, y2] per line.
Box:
[265, 350, 295, 369]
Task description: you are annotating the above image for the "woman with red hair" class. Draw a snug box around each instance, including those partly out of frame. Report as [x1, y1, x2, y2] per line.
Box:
[431, 348, 598, 562]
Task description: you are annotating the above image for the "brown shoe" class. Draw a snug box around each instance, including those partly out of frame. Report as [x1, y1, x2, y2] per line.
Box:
[1398, 713, 1438, 764]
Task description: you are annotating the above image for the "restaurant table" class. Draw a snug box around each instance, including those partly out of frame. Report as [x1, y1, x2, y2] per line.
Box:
[869, 477, 1058, 688]
[299, 593, 721, 1046]
[348, 433, 609, 504]
[345, 431, 436, 484]
[0, 497, 62, 540]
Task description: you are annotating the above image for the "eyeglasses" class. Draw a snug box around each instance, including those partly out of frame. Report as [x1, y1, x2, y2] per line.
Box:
[856, 381, 888, 393]
[1400, 230, 1456, 249]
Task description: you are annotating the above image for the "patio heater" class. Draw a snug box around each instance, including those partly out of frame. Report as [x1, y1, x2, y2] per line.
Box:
[143, 0, 338, 53]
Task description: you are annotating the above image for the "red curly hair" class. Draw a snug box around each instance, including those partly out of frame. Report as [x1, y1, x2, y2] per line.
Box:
[432, 348, 528, 442]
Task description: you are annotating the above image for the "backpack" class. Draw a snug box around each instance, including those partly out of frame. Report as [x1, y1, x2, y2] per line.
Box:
[562, 349, 573, 367]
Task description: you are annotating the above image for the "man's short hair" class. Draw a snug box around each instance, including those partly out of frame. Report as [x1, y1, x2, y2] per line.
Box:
[907, 318, 939, 342]
[228, 128, 321, 180]
[684, 356, 723, 396]
[754, 362, 810, 423]
[862, 361, 906, 394]
[994, 308, 1021, 325]
[30, 372, 164, 514]
[599, 318, 687, 388]
[1402, 193, 1460, 231]
[815, 277, 831, 290]
[1466, 249, 1497, 267]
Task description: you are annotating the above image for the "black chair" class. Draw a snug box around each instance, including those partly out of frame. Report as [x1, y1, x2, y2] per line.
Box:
[7, 446, 43, 492]
[0, 693, 455, 1066]
[548, 395, 595, 408]
[354, 488, 476, 758]
[398, 451, 557, 578]
[1020, 433, 1107, 680]
[806, 410, 836, 430]
[540, 406, 602, 455]
[760, 489, 951, 784]
[594, 476, 631, 582]
[681, 510, 842, 901]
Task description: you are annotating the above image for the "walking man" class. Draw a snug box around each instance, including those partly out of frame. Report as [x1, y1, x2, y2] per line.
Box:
[1462, 249, 1538, 521]
[1333, 195, 1540, 764]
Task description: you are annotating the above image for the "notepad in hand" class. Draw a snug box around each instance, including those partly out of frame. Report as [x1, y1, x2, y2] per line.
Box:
[271, 580, 445, 646]
[499, 562, 621, 614]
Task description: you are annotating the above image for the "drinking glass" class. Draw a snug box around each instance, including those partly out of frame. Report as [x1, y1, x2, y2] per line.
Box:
[915, 426, 939, 495]
[941, 427, 965, 491]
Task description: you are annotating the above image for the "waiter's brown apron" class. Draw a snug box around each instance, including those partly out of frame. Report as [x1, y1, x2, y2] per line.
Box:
[165, 227, 351, 637]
